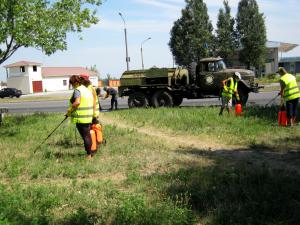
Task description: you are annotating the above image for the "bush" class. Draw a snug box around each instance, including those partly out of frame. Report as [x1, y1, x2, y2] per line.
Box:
[266, 73, 277, 79]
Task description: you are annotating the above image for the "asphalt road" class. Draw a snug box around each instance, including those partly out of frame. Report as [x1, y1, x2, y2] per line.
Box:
[0, 91, 281, 114]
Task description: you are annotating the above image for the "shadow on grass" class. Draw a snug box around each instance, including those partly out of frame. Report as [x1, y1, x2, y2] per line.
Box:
[59, 207, 100, 225]
[1, 207, 101, 225]
[244, 105, 300, 123]
[151, 147, 300, 225]
[53, 151, 85, 159]
[249, 135, 300, 151]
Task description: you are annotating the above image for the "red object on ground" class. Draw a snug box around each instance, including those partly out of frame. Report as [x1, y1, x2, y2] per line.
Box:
[278, 110, 287, 126]
[235, 103, 242, 116]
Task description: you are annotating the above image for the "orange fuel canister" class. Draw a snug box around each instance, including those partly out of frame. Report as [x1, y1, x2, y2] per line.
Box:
[235, 103, 242, 116]
[90, 129, 97, 151]
[91, 124, 103, 144]
[278, 110, 287, 126]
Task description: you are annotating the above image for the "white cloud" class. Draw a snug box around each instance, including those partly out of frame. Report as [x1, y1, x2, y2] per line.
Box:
[94, 17, 173, 33]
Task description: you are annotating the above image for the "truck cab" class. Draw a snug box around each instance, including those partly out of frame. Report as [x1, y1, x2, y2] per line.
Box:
[192, 57, 259, 103]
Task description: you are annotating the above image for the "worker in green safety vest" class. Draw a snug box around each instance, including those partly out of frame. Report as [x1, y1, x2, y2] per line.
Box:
[219, 72, 241, 115]
[278, 67, 300, 126]
[66, 75, 94, 159]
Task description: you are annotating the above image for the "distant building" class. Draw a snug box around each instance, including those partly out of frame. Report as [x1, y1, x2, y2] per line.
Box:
[229, 41, 298, 75]
[108, 79, 120, 87]
[279, 57, 300, 74]
[4, 61, 99, 94]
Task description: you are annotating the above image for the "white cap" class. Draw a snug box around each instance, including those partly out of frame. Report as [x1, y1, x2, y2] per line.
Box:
[234, 72, 241, 80]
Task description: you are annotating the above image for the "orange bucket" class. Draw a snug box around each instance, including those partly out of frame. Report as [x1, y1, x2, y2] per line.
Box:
[235, 103, 242, 116]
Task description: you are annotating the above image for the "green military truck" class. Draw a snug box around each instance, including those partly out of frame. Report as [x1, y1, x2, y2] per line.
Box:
[119, 57, 262, 108]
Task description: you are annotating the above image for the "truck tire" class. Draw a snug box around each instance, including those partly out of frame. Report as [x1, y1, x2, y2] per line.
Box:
[128, 92, 149, 108]
[173, 96, 183, 106]
[151, 90, 173, 108]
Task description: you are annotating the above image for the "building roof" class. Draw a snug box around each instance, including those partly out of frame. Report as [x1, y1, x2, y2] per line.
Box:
[279, 56, 300, 63]
[4, 61, 42, 68]
[42, 67, 98, 78]
[267, 41, 298, 52]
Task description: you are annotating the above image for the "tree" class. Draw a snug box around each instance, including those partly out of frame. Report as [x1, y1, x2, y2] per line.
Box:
[0, 0, 101, 65]
[215, 0, 238, 65]
[169, 0, 213, 66]
[236, 0, 266, 70]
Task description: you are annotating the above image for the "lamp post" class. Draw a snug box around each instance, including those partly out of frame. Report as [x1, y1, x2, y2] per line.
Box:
[118, 12, 130, 71]
[141, 37, 151, 70]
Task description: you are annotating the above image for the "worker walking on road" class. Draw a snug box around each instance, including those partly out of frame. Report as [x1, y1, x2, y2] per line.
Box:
[219, 72, 241, 115]
[66, 75, 94, 159]
[103, 86, 118, 110]
[278, 67, 300, 126]
[79, 74, 100, 119]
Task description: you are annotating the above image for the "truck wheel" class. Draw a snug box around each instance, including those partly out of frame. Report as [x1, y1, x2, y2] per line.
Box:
[128, 92, 149, 108]
[151, 91, 173, 108]
[173, 96, 183, 106]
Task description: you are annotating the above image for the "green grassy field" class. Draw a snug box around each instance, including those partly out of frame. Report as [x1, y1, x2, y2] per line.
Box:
[0, 107, 299, 225]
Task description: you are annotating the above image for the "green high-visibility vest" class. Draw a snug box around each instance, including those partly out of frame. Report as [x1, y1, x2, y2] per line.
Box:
[222, 77, 238, 99]
[280, 73, 300, 101]
[70, 85, 94, 124]
[87, 84, 99, 117]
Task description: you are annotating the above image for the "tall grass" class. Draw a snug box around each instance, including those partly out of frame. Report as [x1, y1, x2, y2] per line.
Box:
[0, 111, 299, 224]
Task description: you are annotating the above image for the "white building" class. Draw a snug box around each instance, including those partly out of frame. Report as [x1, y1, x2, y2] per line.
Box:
[4, 61, 98, 94]
[230, 41, 298, 75]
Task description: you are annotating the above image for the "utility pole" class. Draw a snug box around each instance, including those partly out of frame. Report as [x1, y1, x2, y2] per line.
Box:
[118, 12, 130, 71]
[141, 37, 151, 70]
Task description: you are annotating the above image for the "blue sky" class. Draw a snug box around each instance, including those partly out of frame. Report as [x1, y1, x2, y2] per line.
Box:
[1, 0, 300, 81]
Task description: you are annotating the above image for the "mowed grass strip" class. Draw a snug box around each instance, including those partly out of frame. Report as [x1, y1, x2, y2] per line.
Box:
[0, 113, 198, 224]
[108, 106, 300, 151]
[0, 112, 299, 225]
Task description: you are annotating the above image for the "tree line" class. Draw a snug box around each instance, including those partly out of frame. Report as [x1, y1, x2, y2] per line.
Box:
[169, 0, 267, 72]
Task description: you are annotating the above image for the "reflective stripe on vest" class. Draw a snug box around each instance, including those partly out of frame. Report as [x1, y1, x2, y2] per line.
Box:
[88, 85, 99, 117]
[70, 85, 93, 124]
[280, 73, 300, 101]
[222, 77, 238, 99]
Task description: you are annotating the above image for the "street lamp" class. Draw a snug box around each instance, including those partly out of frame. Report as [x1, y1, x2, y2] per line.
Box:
[118, 12, 130, 71]
[141, 37, 151, 70]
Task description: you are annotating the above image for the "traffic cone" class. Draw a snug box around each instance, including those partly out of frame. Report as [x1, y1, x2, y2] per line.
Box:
[278, 105, 287, 126]
[235, 103, 242, 116]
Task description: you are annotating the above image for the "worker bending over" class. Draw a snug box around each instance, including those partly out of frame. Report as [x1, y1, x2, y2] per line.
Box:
[219, 72, 241, 115]
[278, 67, 300, 126]
[103, 86, 118, 110]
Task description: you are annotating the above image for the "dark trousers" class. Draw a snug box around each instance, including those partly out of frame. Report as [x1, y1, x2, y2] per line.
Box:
[111, 95, 118, 110]
[76, 123, 92, 155]
[286, 98, 299, 119]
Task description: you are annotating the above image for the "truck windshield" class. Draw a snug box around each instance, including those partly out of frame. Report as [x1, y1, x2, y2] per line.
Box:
[216, 60, 226, 70]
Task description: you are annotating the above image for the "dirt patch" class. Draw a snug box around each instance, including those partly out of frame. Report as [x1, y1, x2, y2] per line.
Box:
[100, 113, 300, 174]
[100, 114, 234, 151]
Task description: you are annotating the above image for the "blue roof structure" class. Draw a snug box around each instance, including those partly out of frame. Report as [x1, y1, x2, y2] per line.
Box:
[280, 57, 300, 63]
[267, 41, 298, 52]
